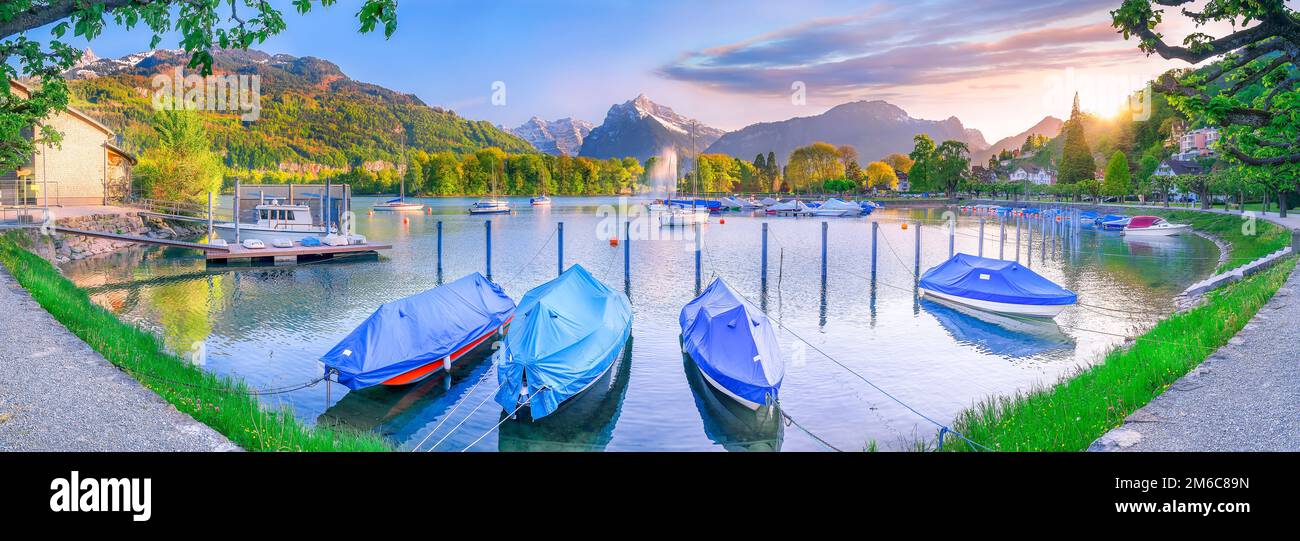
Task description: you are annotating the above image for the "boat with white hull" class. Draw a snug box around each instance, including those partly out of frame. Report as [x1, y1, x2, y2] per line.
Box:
[1122, 216, 1190, 237]
[215, 199, 333, 243]
[918, 253, 1077, 318]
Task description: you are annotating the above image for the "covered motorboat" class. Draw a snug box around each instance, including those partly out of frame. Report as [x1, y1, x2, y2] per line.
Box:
[808, 197, 863, 217]
[759, 197, 780, 207]
[919, 254, 1077, 318]
[1123, 215, 1190, 236]
[767, 199, 810, 215]
[679, 278, 784, 410]
[321, 273, 515, 390]
[1097, 214, 1128, 230]
[495, 265, 633, 420]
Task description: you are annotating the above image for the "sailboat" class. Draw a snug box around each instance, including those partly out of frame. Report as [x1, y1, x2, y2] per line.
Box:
[374, 145, 425, 212]
[660, 121, 709, 227]
[469, 160, 512, 214]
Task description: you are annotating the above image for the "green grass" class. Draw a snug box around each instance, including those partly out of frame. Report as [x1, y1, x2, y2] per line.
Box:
[0, 232, 391, 452]
[943, 257, 1295, 452]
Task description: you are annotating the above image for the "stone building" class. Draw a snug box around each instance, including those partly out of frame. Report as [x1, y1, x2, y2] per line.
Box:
[2, 80, 136, 207]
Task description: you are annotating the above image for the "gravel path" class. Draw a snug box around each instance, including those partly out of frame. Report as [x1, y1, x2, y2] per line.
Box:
[1090, 265, 1300, 452]
[0, 268, 237, 452]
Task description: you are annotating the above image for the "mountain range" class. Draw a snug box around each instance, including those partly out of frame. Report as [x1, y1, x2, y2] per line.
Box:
[703, 100, 990, 165]
[971, 115, 1064, 165]
[578, 94, 725, 161]
[510, 117, 594, 156]
[64, 48, 535, 173]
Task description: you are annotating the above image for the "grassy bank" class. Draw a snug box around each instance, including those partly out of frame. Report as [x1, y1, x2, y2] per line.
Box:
[0, 232, 391, 451]
[943, 257, 1295, 452]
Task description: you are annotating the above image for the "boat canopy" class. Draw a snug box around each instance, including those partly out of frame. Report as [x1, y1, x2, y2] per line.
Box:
[669, 198, 722, 209]
[817, 198, 862, 213]
[1127, 216, 1162, 228]
[680, 278, 783, 406]
[321, 273, 515, 390]
[919, 254, 1077, 306]
[495, 264, 632, 419]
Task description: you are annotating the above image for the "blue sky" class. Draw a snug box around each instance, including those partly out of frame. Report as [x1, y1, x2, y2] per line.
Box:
[41, 0, 1203, 141]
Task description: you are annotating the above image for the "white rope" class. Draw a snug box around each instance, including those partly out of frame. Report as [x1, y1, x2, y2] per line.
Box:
[459, 385, 548, 452]
[408, 363, 497, 452]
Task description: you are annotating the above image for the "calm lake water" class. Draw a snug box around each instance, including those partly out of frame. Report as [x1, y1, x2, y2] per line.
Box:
[61, 196, 1218, 451]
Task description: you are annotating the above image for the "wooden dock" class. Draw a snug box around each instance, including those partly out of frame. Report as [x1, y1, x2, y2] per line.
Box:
[205, 242, 391, 264]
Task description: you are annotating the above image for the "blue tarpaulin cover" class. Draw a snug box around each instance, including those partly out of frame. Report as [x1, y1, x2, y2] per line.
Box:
[321, 273, 515, 390]
[495, 264, 632, 419]
[919, 254, 1077, 306]
[679, 278, 783, 407]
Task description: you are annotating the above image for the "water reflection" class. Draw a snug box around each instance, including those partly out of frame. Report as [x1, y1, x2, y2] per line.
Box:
[683, 354, 784, 452]
[497, 336, 634, 452]
[920, 298, 1074, 359]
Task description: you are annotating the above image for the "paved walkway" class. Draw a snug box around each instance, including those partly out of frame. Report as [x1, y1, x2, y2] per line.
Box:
[1089, 265, 1300, 452]
[0, 268, 237, 451]
[972, 199, 1300, 230]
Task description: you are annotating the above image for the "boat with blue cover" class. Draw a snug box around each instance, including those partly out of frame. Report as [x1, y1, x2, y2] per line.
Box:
[1097, 214, 1127, 229]
[321, 273, 515, 390]
[919, 253, 1077, 318]
[679, 278, 784, 410]
[495, 264, 633, 420]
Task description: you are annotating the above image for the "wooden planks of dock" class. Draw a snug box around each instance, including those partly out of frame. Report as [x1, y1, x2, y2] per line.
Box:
[205, 242, 391, 263]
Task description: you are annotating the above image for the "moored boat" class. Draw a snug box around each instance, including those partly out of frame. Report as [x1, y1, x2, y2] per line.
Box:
[214, 199, 333, 243]
[373, 198, 425, 212]
[660, 205, 710, 226]
[1122, 215, 1190, 236]
[767, 199, 810, 215]
[919, 253, 1077, 318]
[808, 197, 863, 217]
[495, 264, 633, 420]
[679, 278, 783, 410]
[530, 195, 552, 206]
[469, 199, 512, 214]
[321, 273, 515, 390]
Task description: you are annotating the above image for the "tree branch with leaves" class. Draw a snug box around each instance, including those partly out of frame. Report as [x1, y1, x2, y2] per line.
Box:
[1, 0, 398, 172]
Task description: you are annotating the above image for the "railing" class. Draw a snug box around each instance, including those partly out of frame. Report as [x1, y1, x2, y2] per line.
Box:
[123, 198, 213, 218]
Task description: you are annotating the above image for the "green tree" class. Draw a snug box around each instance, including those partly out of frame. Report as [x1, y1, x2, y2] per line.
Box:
[1059, 93, 1096, 185]
[785, 142, 843, 193]
[133, 110, 222, 203]
[0, 0, 398, 173]
[932, 140, 970, 198]
[1102, 150, 1132, 198]
[1112, 0, 1300, 216]
[907, 134, 937, 192]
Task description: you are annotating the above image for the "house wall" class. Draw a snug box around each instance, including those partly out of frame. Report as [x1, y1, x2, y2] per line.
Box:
[30, 111, 112, 206]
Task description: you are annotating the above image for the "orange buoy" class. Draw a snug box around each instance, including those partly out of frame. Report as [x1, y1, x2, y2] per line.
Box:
[719, 218, 726, 224]
[901, 222, 908, 230]
[403, 217, 409, 225]
[609, 238, 619, 247]
[368, 210, 374, 216]
[1056, 216, 1062, 222]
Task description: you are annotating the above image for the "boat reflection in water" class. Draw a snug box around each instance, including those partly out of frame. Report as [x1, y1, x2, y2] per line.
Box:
[316, 341, 498, 441]
[921, 297, 1074, 359]
[496, 336, 634, 452]
[682, 354, 783, 451]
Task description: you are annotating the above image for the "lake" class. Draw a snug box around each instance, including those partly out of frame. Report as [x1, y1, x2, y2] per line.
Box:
[61, 196, 1219, 451]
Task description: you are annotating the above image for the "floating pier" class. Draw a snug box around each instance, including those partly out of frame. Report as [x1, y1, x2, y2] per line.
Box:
[205, 242, 391, 265]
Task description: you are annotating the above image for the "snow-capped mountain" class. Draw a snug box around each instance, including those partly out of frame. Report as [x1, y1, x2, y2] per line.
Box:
[704, 100, 989, 164]
[512, 117, 594, 156]
[579, 94, 725, 161]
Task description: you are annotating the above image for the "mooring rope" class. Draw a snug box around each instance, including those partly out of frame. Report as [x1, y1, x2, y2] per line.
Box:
[701, 235, 994, 452]
[409, 363, 498, 452]
[780, 411, 844, 452]
[495, 226, 558, 289]
[458, 385, 549, 452]
[115, 365, 328, 396]
[423, 381, 501, 452]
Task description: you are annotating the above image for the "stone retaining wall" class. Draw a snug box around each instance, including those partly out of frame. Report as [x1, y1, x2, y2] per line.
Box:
[24, 212, 207, 264]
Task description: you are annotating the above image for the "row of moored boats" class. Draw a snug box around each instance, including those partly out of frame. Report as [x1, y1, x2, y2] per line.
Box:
[958, 205, 1191, 236]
